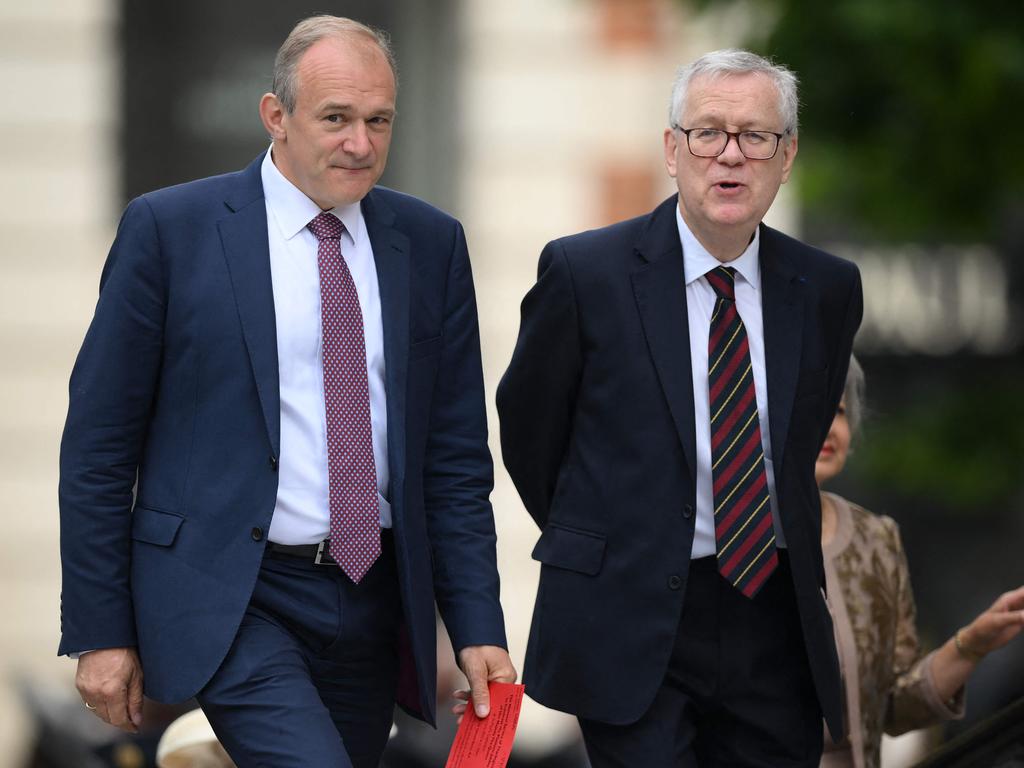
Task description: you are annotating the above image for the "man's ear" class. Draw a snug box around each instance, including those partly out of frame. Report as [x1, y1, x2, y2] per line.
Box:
[780, 133, 798, 184]
[664, 128, 680, 179]
[259, 93, 287, 140]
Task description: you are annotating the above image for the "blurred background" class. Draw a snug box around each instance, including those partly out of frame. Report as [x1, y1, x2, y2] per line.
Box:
[1, 0, 1021, 765]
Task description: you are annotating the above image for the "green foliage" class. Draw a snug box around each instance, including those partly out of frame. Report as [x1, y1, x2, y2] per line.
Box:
[689, 0, 1024, 241]
[852, 381, 1024, 511]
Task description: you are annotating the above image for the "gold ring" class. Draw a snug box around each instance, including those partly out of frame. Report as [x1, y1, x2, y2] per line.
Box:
[84, 701, 97, 710]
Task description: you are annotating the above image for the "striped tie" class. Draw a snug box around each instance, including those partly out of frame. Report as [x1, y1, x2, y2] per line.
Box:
[706, 266, 777, 598]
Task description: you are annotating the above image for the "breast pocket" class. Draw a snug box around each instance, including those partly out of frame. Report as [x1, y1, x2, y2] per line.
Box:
[409, 335, 443, 362]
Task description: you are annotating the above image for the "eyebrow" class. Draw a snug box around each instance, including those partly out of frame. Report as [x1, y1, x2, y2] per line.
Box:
[317, 102, 395, 118]
[688, 116, 776, 131]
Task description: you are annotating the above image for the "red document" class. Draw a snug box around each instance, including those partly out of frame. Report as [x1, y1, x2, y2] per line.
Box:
[444, 682, 525, 768]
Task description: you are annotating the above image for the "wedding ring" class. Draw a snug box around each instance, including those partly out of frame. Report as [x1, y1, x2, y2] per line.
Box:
[84, 701, 97, 710]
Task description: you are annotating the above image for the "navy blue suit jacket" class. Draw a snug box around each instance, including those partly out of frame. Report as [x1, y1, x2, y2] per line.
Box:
[58, 155, 507, 724]
[497, 196, 862, 739]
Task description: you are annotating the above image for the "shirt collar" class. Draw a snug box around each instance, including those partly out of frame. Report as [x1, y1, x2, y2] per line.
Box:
[260, 146, 364, 245]
[675, 206, 761, 292]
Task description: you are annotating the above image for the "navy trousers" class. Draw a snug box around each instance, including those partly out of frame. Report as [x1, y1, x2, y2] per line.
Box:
[197, 533, 401, 768]
[579, 554, 823, 767]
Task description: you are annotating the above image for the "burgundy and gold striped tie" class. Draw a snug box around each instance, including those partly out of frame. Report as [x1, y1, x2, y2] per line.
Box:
[707, 266, 777, 598]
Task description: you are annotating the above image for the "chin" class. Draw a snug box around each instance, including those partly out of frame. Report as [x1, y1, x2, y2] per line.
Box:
[708, 208, 756, 228]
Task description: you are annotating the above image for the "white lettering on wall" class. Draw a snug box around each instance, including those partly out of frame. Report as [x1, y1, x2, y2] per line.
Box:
[829, 245, 1017, 355]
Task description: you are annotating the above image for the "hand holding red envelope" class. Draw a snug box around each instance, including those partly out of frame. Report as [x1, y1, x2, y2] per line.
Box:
[445, 682, 525, 768]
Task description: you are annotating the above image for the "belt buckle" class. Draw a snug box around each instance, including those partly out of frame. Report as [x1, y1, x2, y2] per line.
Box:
[314, 540, 331, 566]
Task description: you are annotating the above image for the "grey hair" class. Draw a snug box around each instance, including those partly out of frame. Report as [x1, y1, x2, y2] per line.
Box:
[272, 15, 398, 114]
[843, 354, 866, 436]
[668, 49, 799, 136]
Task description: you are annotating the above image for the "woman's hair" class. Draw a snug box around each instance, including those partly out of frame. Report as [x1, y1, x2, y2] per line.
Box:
[843, 354, 865, 436]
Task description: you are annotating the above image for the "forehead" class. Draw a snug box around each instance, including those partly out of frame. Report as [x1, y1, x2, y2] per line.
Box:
[295, 35, 396, 106]
[683, 72, 781, 127]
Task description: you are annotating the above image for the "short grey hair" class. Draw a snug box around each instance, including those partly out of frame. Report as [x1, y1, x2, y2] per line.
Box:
[272, 15, 398, 114]
[843, 354, 866, 436]
[668, 49, 799, 136]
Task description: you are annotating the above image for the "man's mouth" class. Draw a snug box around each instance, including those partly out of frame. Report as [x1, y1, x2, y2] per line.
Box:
[715, 182, 742, 190]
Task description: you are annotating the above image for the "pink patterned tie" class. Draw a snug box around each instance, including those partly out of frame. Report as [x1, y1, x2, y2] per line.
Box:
[308, 212, 380, 583]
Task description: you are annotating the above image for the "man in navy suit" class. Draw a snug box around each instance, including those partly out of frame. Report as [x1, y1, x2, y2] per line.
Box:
[59, 15, 514, 767]
[498, 50, 862, 766]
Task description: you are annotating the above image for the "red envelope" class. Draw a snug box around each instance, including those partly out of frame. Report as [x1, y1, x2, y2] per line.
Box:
[444, 682, 525, 768]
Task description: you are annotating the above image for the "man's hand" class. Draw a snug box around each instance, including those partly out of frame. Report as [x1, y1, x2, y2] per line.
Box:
[452, 645, 517, 720]
[76, 647, 144, 732]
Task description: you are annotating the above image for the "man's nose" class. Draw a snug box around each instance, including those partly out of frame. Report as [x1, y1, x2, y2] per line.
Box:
[716, 134, 746, 164]
[343, 121, 372, 156]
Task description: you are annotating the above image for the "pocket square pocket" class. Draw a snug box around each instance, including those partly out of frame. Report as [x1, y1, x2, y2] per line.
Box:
[409, 335, 443, 361]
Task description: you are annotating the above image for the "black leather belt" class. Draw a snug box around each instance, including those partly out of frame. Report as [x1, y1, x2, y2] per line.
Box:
[266, 530, 391, 566]
[266, 540, 336, 565]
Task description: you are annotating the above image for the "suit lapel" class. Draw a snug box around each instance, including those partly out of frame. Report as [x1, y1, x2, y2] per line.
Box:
[362, 189, 411, 493]
[631, 197, 697, 481]
[219, 156, 281, 455]
[759, 224, 804, 481]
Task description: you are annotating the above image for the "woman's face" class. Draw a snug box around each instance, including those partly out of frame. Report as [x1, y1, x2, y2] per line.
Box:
[815, 397, 851, 486]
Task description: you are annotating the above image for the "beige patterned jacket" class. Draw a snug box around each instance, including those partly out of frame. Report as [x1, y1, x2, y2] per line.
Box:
[820, 493, 964, 768]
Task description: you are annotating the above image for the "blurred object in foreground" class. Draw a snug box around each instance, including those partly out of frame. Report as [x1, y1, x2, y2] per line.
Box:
[156, 709, 235, 768]
[17, 675, 194, 768]
[914, 695, 1024, 767]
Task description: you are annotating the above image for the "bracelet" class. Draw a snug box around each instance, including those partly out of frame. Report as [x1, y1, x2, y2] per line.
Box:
[954, 629, 984, 663]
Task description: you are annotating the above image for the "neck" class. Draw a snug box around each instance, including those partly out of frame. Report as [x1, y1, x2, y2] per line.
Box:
[819, 490, 836, 546]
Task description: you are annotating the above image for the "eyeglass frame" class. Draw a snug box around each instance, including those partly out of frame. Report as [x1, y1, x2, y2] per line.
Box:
[670, 124, 790, 160]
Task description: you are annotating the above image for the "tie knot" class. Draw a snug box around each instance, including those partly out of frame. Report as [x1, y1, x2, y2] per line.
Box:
[706, 266, 736, 301]
[308, 212, 344, 241]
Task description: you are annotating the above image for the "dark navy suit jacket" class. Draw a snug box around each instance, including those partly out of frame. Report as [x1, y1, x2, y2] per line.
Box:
[58, 155, 507, 724]
[497, 196, 862, 740]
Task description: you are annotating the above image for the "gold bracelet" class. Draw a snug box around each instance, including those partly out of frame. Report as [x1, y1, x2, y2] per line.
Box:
[954, 629, 983, 663]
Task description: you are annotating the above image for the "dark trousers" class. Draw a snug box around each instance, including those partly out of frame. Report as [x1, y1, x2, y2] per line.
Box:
[197, 533, 401, 768]
[579, 554, 822, 768]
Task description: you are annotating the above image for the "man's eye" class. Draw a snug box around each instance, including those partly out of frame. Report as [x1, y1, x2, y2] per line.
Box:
[325, 114, 343, 124]
[743, 132, 769, 143]
[694, 129, 721, 140]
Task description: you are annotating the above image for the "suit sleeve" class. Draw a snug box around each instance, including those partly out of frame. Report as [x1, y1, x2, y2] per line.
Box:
[57, 197, 166, 655]
[496, 240, 582, 529]
[423, 222, 508, 653]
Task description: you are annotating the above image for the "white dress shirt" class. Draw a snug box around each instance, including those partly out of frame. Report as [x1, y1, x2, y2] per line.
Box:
[676, 208, 785, 558]
[261, 148, 391, 545]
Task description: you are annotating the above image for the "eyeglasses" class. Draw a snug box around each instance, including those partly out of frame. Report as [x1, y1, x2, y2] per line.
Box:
[672, 126, 787, 160]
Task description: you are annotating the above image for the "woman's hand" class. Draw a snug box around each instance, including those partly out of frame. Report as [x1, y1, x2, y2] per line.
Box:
[959, 585, 1024, 657]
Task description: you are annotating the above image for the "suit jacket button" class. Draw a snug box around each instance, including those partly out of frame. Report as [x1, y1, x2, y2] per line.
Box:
[269, 455, 278, 471]
[668, 575, 682, 590]
[682, 504, 694, 519]
[251, 527, 264, 541]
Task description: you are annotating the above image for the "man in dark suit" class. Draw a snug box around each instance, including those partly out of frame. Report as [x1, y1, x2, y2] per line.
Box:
[497, 50, 861, 766]
[59, 16, 514, 767]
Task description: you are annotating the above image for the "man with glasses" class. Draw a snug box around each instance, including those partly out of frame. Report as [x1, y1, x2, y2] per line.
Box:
[497, 50, 862, 766]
